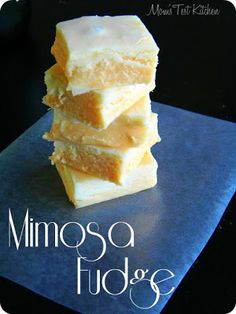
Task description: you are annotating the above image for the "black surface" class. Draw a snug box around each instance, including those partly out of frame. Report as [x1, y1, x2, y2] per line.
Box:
[0, 0, 235, 313]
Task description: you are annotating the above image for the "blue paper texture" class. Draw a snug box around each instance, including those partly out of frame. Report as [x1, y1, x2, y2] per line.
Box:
[0, 102, 235, 313]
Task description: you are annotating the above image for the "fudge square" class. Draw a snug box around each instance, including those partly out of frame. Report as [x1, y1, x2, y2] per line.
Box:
[51, 15, 159, 93]
[43, 95, 161, 149]
[43, 63, 154, 129]
[55, 151, 157, 208]
[50, 113, 158, 184]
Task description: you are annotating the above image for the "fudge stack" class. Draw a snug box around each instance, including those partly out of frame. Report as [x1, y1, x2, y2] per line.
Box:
[43, 15, 161, 208]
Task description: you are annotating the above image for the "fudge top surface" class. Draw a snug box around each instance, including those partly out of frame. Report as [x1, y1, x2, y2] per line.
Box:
[55, 15, 158, 56]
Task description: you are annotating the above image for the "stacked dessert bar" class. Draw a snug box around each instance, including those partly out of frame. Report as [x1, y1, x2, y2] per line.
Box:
[43, 15, 160, 208]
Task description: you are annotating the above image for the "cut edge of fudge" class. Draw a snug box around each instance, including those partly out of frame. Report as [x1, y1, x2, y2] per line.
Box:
[55, 150, 157, 208]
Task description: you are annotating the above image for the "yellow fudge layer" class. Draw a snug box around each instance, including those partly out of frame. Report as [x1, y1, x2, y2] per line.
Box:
[44, 97, 161, 149]
[56, 151, 157, 208]
[50, 114, 158, 184]
[51, 15, 159, 92]
[43, 64, 155, 129]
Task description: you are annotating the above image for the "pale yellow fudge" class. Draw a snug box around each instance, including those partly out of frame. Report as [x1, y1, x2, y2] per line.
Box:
[43, 64, 155, 129]
[51, 15, 159, 93]
[50, 113, 158, 184]
[43, 95, 161, 148]
[56, 151, 157, 208]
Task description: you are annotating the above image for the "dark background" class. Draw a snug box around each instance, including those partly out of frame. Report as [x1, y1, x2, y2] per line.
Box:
[0, 0, 235, 313]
